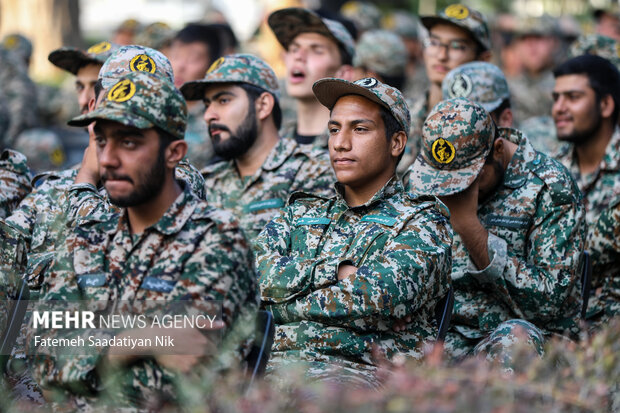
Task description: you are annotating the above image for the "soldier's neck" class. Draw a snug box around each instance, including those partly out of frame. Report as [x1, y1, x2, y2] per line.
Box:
[236, 124, 279, 178]
[127, 175, 182, 235]
[575, 123, 614, 176]
[343, 173, 394, 207]
[428, 84, 443, 114]
[296, 98, 329, 136]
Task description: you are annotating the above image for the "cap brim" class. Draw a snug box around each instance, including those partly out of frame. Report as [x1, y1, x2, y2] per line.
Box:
[313, 78, 391, 113]
[180, 80, 212, 101]
[48, 48, 101, 75]
[268, 8, 333, 50]
[408, 154, 485, 196]
[68, 105, 154, 130]
[479, 98, 503, 113]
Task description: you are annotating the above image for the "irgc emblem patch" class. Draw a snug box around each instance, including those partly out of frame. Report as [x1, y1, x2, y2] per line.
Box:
[444, 4, 469, 20]
[431, 138, 456, 165]
[88, 41, 112, 55]
[448, 73, 473, 98]
[355, 78, 378, 88]
[207, 56, 225, 74]
[108, 79, 136, 103]
[130, 54, 156, 74]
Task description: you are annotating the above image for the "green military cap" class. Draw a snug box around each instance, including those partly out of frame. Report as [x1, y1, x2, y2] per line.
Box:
[515, 15, 558, 38]
[442, 62, 510, 113]
[382, 10, 419, 39]
[340, 1, 382, 32]
[135, 22, 175, 51]
[410, 97, 495, 196]
[2, 34, 32, 62]
[421, 4, 491, 51]
[99, 44, 174, 89]
[569, 34, 620, 70]
[353, 30, 408, 77]
[48, 41, 119, 75]
[180, 53, 280, 101]
[313, 77, 410, 135]
[268, 7, 356, 61]
[68, 71, 187, 140]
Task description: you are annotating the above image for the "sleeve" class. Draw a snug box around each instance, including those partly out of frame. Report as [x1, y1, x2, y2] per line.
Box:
[0, 149, 31, 219]
[589, 200, 620, 267]
[67, 183, 115, 225]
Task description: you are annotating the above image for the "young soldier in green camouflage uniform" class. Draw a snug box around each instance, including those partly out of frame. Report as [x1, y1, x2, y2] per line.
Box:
[29, 71, 258, 410]
[407, 98, 585, 363]
[552, 55, 620, 327]
[180, 54, 335, 242]
[256, 77, 453, 388]
[0, 149, 30, 218]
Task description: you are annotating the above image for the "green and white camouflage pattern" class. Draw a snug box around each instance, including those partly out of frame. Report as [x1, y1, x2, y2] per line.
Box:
[406, 97, 495, 196]
[0, 149, 31, 218]
[442, 62, 510, 113]
[97, 44, 175, 89]
[556, 128, 620, 327]
[507, 70, 555, 123]
[340, 1, 382, 32]
[268, 7, 356, 61]
[313, 77, 411, 134]
[568, 33, 620, 70]
[2, 33, 32, 64]
[382, 10, 419, 39]
[48, 41, 119, 75]
[135, 22, 175, 51]
[13, 128, 66, 173]
[421, 4, 491, 51]
[181, 53, 280, 101]
[353, 30, 408, 77]
[29, 185, 258, 409]
[202, 137, 335, 242]
[518, 115, 562, 156]
[255, 177, 452, 387]
[70, 71, 187, 140]
[515, 14, 558, 38]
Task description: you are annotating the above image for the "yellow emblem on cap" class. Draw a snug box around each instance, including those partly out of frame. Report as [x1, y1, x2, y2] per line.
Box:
[130, 54, 156, 74]
[207, 56, 225, 74]
[3, 35, 18, 49]
[431, 138, 456, 164]
[107, 79, 136, 103]
[616, 43, 620, 58]
[445, 4, 469, 20]
[87, 41, 111, 55]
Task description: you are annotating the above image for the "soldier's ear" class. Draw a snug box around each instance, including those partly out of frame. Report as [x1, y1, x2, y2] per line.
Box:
[390, 130, 407, 158]
[600, 94, 615, 119]
[88, 97, 96, 112]
[165, 140, 188, 168]
[255, 92, 275, 122]
[477, 49, 492, 62]
[335, 65, 355, 82]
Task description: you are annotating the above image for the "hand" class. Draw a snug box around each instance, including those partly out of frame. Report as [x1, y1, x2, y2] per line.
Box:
[75, 123, 100, 185]
[392, 314, 412, 332]
[337, 263, 358, 280]
[438, 178, 480, 234]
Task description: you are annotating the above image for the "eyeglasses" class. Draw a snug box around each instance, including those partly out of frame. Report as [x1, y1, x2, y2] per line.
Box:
[424, 37, 473, 57]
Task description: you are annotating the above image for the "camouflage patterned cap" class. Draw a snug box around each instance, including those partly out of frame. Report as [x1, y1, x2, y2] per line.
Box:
[48, 41, 119, 75]
[569, 34, 620, 70]
[515, 15, 558, 38]
[382, 10, 419, 39]
[268, 8, 356, 61]
[442, 62, 510, 113]
[180, 53, 279, 101]
[2, 34, 32, 63]
[340, 1, 382, 32]
[421, 4, 491, 51]
[410, 97, 496, 196]
[313, 77, 411, 134]
[353, 30, 407, 77]
[135, 22, 176, 51]
[68, 71, 187, 140]
[99, 44, 174, 89]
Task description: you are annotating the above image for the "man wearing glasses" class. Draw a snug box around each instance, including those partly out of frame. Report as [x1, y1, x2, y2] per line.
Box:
[398, 4, 491, 174]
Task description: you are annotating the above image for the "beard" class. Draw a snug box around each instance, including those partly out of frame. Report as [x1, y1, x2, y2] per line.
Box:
[557, 108, 603, 146]
[479, 158, 505, 204]
[210, 103, 258, 160]
[102, 144, 167, 208]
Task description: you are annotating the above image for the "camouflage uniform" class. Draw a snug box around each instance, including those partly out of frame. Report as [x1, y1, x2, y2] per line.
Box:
[407, 98, 585, 361]
[518, 115, 561, 156]
[353, 30, 408, 81]
[135, 22, 175, 51]
[568, 33, 620, 71]
[0, 149, 31, 219]
[2, 34, 32, 65]
[340, 1, 382, 33]
[29, 71, 258, 410]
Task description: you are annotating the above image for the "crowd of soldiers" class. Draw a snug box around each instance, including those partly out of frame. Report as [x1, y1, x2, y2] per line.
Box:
[0, 1, 619, 410]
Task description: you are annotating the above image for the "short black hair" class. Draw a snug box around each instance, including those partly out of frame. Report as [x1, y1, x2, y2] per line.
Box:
[490, 98, 511, 120]
[156, 126, 180, 148]
[94, 78, 103, 100]
[553, 54, 620, 124]
[238, 83, 282, 130]
[379, 105, 406, 165]
[173, 23, 222, 64]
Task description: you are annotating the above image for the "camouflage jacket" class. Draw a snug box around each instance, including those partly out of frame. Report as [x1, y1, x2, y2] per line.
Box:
[449, 129, 585, 339]
[29, 186, 258, 408]
[202, 137, 336, 242]
[280, 121, 329, 151]
[255, 177, 452, 379]
[0, 149, 31, 219]
[184, 102, 213, 170]
[507, 70, 555, 124]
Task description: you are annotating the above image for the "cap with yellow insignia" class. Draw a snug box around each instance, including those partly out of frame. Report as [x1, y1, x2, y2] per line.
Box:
[48, 41, 119, 75]
[421, 4, 491, 51]
[409, 97, 496, 196]
[98, 45, 174, 89]
[2, 33, 32, 63]
[68, 71, 187, 140]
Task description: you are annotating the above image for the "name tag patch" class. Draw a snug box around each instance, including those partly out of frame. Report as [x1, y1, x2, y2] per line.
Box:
[245, 198, 285, 213]
[485, 215, 530, 229]
[297, 217, 331, 226]
[77, 273, 107, 288]
[140, 277, 176, 293]
[361, 215, 397, 227]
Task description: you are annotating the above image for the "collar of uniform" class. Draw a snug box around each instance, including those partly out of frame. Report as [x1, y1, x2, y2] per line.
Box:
[334, 175, 402, 209]
[600, 127, 620, 172]
[262, 137, 298, 171]
[500, 128, 538, 189]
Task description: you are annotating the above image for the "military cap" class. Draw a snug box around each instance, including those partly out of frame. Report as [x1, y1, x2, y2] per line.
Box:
[48, 41, 119, 75]
[353, 30, 408, 77]
[2, 34, 32, 63]
[135, 22, 175, 51]
[115, 18, 142, 34]
[410, 97, 495, 196]
[313, 77, 410, 134]
[268, 7, 356, 61]
[382, 10, 419, 39]
[442, 62, 510, 113]
[421, 4, 491, 51]
[569, 34, 620, 70]
[340, 1, 382, 32]
[515, 15, 559, 38]
[68, 71, 187, 140]
[180, 53, 280, 101]
[99, 44, 174, 89]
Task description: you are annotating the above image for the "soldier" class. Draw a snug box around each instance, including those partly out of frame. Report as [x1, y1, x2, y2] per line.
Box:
[398, 3, 491, 175]
[593, 7, 620, 42]
[340, 1, 382, 34]
[552, 55, 620, 326]
[29, 71, 258, 410]
[407, 98, 585, 363]
[0, 149, 31, 219]
[255, 77, 452, 387]
[2, 33, 32, 67]
[180, 54, 335, 242]
[352, 29, 408, 91]
[268, 7, 355, 149]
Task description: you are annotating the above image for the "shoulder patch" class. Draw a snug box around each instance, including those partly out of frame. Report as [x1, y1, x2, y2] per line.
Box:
[530, 154, 580, 206]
